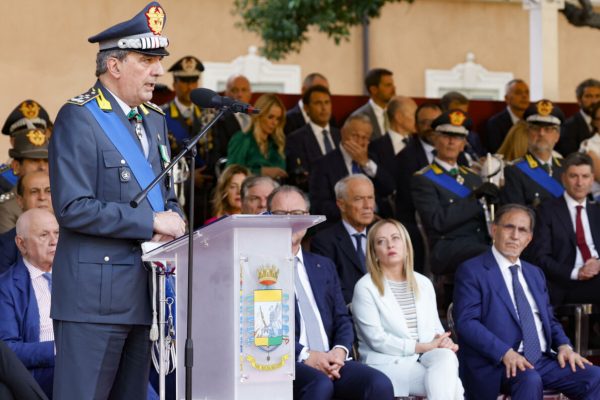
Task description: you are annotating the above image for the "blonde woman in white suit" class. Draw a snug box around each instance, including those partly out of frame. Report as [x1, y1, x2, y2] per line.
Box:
[352, 219, 464, 399]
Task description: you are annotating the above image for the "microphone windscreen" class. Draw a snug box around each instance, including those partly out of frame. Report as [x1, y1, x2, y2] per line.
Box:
[190, 88, 218, 108]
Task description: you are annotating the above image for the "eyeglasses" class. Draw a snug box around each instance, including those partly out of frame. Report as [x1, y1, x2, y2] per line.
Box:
[270, 210, 309, 216]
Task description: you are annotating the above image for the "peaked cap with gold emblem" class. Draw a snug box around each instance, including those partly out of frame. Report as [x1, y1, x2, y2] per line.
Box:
[9, 128, 48, 159]
[431, 109, 472, 136]
[168, 56, 204, 81]
[2, 100, 52, 136]
[88, 2, 169, 56]
[524, 99, 564, 126]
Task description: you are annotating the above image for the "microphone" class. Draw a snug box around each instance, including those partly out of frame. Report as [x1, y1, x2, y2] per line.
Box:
[190, 88, 260, 114]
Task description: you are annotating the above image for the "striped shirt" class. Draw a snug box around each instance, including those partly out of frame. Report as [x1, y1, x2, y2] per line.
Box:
[387, 279, 418, 340]
[23, 259, 54, 342]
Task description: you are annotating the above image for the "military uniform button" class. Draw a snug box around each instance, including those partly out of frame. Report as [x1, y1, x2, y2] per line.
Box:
[104, 256, 110, 262]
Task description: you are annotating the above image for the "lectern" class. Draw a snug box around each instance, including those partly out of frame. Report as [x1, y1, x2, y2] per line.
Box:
[142, 214, 325, 400]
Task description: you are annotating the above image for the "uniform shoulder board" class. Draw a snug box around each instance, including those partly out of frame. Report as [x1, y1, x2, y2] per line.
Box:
[414, 165, 432, 176]
[506, 157, 523, 167]
[459, 165, 476, 175]
[67, 87, 99, 106]
[144, 101, 165, 115]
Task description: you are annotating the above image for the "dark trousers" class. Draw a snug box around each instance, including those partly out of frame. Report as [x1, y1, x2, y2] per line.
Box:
[53, 321, 151, 400]
[0, 339, 48, 400]
[294, 360, 394, 400]
[501, 353, 600, 400]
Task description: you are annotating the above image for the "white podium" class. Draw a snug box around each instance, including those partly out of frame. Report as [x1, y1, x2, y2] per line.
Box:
[142, 214, 324, 400]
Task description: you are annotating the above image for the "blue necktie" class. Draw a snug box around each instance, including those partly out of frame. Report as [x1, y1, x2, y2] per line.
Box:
[294, 257, 325, 351]
[322, 129, 334, 154]
[353, 233, 366, 273]
[351, 161, 362, 174]
[43, 272, 52, 292]
[509, 265, 542, 364]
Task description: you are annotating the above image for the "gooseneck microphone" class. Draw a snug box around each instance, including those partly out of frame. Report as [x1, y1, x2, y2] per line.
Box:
[190, 88, 260, 114]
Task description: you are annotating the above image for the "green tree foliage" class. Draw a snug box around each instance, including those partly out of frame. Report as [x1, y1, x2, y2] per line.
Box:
[233, 0, 409, 61]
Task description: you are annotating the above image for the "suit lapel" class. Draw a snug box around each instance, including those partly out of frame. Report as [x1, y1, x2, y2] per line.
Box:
[556, 197, 576, 246]
[414, 139, 429, 169]
[380, 280, 410, 333]
[305, 125, 324, 158]
[142, 112, 159, 164]
[335, 223, 363, 273]
[484, 251, 520, 325]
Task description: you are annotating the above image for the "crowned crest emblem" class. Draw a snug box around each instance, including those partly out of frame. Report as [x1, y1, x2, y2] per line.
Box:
[536, 100, 553, 116]
[182, 57, 197, 74]
[27, 130, 46, 146]
[449, 110, 466, 126]
[257, 265, 279, 286]
[19, 101, 40, 119]
[145, 6, 165, 35]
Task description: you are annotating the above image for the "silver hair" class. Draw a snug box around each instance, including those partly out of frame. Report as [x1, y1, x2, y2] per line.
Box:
[334, 174, 373, 200]
[95, 49, 130, 77]
[240, 176, 279, 200]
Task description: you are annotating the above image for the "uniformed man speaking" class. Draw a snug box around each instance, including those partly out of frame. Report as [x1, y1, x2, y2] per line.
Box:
[48, 3, 185, 399]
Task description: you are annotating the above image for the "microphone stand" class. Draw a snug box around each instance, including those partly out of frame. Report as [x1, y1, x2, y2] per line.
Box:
[131, 107, 229, 400]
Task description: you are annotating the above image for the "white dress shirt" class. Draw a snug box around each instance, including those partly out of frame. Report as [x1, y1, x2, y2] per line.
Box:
[434, 157, 458, 173]
[388, 129, 409, 155]
[491, 246, 547, 353]
[174, 96, 194, 120]
[23, 259, 54, 342]
[339, 145, 377, 177]
[563, 193, 599, 279]
[309, 121, 335, 155]
[369, 99, 387, 136]
[420, 139, 435, 164]
[507, 106, 520, 125]
[581, 109, 592, 133]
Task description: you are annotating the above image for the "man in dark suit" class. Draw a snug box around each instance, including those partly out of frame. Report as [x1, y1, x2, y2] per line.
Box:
[212, 74, 253, 156]
[484, 79, 530, 153]
[311, 175, 375, 304]
[0, 209, 58, 398]
[284, 72, 334, 136]
[556, 78, 600, 157]
[267, 185, 394, 400]
[286, 85, 340, 190]
[0, 339, 48, 400]
[529, 152, 600, 305]
[454, 204, 600, 400]
[501, 100, 565, 208]
[351, 68, 396, 140]
[48, 4, 186, 399]
[309, 114, 395, 223]
[411, 110, 493, 276]
[0, 171, 51, 273]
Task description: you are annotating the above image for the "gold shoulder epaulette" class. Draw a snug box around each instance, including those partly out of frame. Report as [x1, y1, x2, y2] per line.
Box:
[553, 155, 562, 167]
[459, 165, 476, 175]
[144, 101, 165, 115]
[415, 165, 432, 176]
[67, 87, 99, 106]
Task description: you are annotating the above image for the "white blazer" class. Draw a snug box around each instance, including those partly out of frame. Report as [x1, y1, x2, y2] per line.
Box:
[351, 272, 444, 396]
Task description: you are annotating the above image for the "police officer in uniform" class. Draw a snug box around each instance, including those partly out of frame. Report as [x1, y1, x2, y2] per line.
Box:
[48, 3, 185, 399]
[411, 110, 497, 277]
[162, 55, 219, 227]
[501, 100, 565, 208]
[0, 101, 51, 233]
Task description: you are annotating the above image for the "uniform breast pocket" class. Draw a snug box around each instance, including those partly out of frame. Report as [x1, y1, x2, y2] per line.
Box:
[102, 150, 131, 202]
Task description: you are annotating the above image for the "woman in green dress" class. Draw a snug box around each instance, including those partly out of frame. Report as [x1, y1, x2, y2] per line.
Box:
[226, 93, 288, 180]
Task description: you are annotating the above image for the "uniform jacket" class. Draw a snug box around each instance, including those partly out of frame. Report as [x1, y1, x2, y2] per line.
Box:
[352, 272, 444, 396]
[453, 249, 571, 400]
[48, 81, 181, 325]
[556, 111, 592, 157]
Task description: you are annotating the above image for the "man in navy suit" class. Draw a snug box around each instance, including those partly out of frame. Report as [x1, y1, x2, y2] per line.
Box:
[285, 73, 334, 136]
[0, 171, 52, 273]
[556, 79, 600, 157]
[286, 85, 341, 190]
[454, 204, 600, 400]
[267, 185, 394, 400]
[0, 209, 58, 398]
[529, 152, 600, 305]
[309, 114, 395, 223]
[311, 175, 375, 305]
[48, 3, 185, 399]
[484, 79, 530, 153]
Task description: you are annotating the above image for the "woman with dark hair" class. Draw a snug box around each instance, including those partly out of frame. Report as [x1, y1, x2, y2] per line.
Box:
[204, 164, 250, 225]
[226, 93, 287, 180]
[352, 219, 464, 399]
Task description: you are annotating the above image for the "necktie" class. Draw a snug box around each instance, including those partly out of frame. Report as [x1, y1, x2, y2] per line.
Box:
[353, 233, 367, 273]
[127, 108, 149, 157]
[576, 205, 592, 262]
[351, 161, 362, 174]
[294, 257, 325, 351]
[509, 265, 542, 364]
[448, 168, 459, 177]
[43, 272, 52, 292]
[322, 129, 334, 154]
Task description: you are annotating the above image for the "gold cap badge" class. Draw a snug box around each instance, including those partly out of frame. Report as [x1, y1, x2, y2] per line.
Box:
[146, 6, 165, 35]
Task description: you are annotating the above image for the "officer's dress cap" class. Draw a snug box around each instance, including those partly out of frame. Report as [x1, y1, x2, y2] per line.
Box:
[9, 128, 48, 160]
[2, 100, 52, 136]
[88, 2, 169, 56]
[168, 56, 204, 80]
[431, 109, 472, 137]
[524, 100, 564, 127]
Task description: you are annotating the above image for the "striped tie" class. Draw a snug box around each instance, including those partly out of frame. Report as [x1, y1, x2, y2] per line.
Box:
[509, 265, 542, 364]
